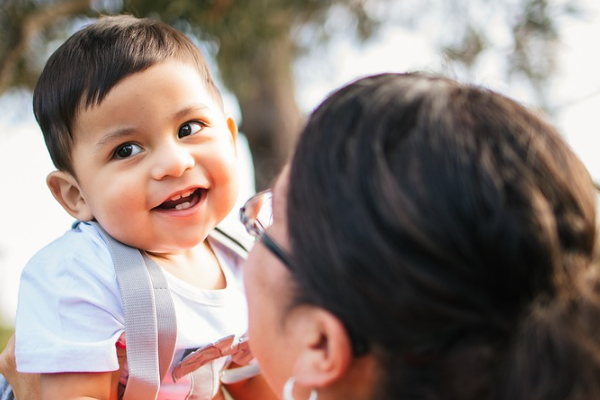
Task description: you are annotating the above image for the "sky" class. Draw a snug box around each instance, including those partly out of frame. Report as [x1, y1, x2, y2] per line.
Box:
[1, 1, 600, 324]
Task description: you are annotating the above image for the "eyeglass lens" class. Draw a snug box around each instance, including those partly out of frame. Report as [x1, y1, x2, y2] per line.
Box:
[253, 192, 273, 231]
[242, 191, 274, 235]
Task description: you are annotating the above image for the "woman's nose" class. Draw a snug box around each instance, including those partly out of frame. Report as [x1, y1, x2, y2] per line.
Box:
[150, 143, 195, 180]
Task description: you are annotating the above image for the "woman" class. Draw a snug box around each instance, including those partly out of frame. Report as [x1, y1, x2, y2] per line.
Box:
[4, 72, 600, 399]
[239, 73, 600, 399]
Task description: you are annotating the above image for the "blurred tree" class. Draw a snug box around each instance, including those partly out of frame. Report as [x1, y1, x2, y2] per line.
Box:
[0, 0, 585, 188]
[432, 0, 582, 111]
[0, 0, 93, 93]
[0, 323, 13, 352]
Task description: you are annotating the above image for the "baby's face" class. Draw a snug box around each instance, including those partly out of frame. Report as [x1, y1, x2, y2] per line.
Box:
[69, 59, 239, 253]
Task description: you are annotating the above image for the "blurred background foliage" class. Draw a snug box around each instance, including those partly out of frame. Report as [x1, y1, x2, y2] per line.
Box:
[0, 0, 586, 188]
[0, 326, 12, 353]
[0, 0, 589, 350]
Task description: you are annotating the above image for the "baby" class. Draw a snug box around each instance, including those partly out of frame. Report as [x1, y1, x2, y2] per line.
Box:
[14, 15, 273, 400]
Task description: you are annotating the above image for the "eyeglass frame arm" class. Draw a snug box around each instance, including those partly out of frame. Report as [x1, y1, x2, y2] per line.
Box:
[259, 232, 294, 269]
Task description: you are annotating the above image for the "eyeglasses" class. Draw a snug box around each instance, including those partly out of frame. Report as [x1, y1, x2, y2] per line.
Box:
[240, 189, 372, 356]
[239, 189, 371, 357]
[239, 190, 293, 268]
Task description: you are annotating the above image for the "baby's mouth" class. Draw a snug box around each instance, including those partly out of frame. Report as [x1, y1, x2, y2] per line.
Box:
[156, 188, 204, 211]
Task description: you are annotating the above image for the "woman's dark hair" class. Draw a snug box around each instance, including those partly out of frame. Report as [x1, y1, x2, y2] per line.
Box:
[33, 14, 223, 176]
[288, 73, 600, 399]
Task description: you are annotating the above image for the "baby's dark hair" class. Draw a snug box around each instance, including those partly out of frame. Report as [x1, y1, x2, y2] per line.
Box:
[33, 14, 223, 176]
[288, 73, 600, 399]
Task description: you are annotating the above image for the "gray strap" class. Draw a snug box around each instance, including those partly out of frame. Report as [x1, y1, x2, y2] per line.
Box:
[142, 253, 177, 382]
[210, 225, 252, 259]
[92, 223, 176, 400]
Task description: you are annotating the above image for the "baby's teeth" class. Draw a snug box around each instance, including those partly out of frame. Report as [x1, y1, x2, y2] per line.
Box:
[169, 190, 194, 201]
[175, 202, 191, 210]
[169, 190, 194, 202]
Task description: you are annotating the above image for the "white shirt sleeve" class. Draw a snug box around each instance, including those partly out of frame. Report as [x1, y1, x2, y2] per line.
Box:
[15, 223, 125, 373]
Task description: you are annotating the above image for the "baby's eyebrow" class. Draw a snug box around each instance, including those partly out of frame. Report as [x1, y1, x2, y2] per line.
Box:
[172, 105, 210, 121]
[96, 127, 136, 149]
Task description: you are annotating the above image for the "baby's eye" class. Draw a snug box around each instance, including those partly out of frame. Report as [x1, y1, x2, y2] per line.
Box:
[178, 122, 203, 138]
[114, 143, 142, 159]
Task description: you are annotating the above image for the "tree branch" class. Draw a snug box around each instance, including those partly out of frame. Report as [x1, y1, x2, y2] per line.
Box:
[0, 0, 92, 95]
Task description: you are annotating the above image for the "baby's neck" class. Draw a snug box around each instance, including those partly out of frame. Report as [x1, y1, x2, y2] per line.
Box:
[146, 240, 226, 290]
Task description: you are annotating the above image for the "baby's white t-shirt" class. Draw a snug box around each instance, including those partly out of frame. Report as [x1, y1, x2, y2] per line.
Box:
[15, 221, 248, 399]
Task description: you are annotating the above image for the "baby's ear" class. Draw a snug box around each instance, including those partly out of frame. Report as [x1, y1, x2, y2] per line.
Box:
[226, 116, 238, 151]
[47, 171, 94, 221]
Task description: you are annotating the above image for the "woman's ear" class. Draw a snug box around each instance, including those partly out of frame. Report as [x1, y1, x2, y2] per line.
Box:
[47, 171, 94, 221]
[290, 307, 354, 390]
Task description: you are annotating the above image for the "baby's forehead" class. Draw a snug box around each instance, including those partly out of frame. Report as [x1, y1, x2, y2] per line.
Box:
[75, 62, 220, 115]
[80, 58, 220, 106]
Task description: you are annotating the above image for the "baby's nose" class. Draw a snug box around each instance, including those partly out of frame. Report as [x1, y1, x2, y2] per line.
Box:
[150, 144, 195, 180]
